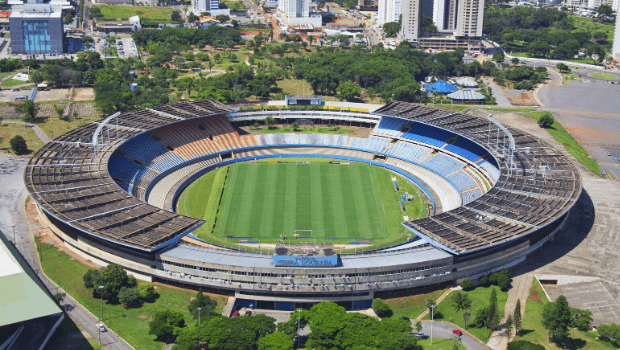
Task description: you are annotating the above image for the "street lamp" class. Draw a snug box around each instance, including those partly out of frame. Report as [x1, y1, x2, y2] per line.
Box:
[197, 307, 202, 325]
[296, 309, 303, 335]
[430, 304, 436, 345]
[98, 285, 104, 345]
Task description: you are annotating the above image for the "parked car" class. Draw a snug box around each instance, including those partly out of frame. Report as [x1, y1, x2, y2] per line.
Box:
[96, 323, 107, 332]
[415, 332, 425, 338]
[452, 329, 463, 336]
[232, 310, 239, 318]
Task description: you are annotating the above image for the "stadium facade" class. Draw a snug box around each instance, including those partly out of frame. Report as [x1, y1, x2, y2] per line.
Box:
[24, 99, 581, 310]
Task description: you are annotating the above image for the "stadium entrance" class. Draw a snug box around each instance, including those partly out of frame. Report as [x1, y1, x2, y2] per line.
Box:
[285, 95, 323, 106]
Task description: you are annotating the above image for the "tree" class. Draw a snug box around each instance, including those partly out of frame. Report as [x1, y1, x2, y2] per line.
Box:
[216, 14, 231, 22]
[13, 100, 39, 122]
[83, 269, 101, 289]
[138, 284, 158, 303]
[556, 63, 570, 73]
[64, 14, 72, 25]
[252, 121, 260, 129]
[460, 279, 474, 291]
[451, 291, 472, 312]
[426, 299, 436, 313]
[598, 324, 620, 347]
[188, 288, 217, 320]
[592, 30, 608, 42]
[54, 292, 66, 303]
[257, 332, 294, 350]
[187, 13, 199, 22]
[87, 264, 135, 302]
[597, 4, 612, 17]
[493, 51, 505, 64]
[265, 116, 276, 129]
[372, 298, 392, 317]
[542, 295, 572, 342]
[479, 275, 490, 286]
[119, 287, 142, 308]
[504, 314, 514, 338]
[538, 113, 554, 128]
[171, 10, 182, 22]
[149, 310, 185, 343]
[383, 22, 401, 37]
[463, 310, 471, 329]
[511, 58, 520, 66]
[10, 135, 28, 155]
[570, 308, 593, 331]
[415, 320, 423, 333]
[291, 121, 300, 131]
[513, 299, 522, 334]
[336, 81, 361, 101]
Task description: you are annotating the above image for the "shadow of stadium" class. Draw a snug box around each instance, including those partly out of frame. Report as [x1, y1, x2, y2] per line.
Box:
[512, 188, 595, 276]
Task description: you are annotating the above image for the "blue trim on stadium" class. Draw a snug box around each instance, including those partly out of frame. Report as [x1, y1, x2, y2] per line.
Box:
[168, 154, 437, 215]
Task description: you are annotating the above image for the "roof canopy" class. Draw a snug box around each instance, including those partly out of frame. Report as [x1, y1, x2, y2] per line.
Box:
[425, 80, 458, 94]
[447, 90, 485, 100]
[455, 77, 478, 88]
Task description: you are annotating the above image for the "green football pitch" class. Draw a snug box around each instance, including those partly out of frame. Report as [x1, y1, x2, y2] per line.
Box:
[177, 158, 429, 245]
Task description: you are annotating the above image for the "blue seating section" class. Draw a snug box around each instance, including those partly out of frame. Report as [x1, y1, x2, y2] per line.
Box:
[28, 88, 37, 101]
[444, 137, 489, 162]
[235, 299, 255, 309]
[447, 171, 478, 192]
[108, 154, 142, 183]
[118, 134, 185, 172]
[275, 301, 295, 311]
[372, 117, 409, 137]
[385, 142, 432, 163]
[478, 160, 500, 181]
[348, 137, 390, 153]
[420, 153, 464, 176]
[401, 122, 453, 148]
[462, 189, 483, 205]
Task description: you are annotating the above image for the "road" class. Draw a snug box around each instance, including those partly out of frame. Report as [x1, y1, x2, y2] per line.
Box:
[417, 320, 492, 350]
[0, 153, 134, 350]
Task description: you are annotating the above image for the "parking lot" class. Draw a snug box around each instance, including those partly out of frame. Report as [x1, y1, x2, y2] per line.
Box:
[94, 34, 138, 59]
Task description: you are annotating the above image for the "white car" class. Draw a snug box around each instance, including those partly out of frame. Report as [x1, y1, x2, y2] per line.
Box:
[96, 323, 107, 332]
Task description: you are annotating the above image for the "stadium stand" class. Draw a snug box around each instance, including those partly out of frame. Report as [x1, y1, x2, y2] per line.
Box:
[447, 171, 479, 192]
[348, 136, 391, 153]
[420, 153, 464, 176]
[372, 117, 410, 137]
[116, 133, 186, 171]
[384, 142, 432, 163]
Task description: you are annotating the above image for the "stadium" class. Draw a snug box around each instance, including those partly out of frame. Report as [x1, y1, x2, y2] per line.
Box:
[24, 96, 582, 311]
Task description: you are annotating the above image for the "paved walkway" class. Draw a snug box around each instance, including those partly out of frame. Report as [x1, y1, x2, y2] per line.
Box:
[3, 119, 51, 143]
[486, 274, 534, 350]
[416, 286, 459, 320]
[481, 78, 513, 108]
[418, 320, 492, 350]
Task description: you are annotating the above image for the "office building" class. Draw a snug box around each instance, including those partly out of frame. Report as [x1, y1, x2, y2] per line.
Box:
[358, 0, 378, 11]
[191, 0, 230, 16]
[277, 0, 321, 27]
[377, 0, 402, 24]
[401, 0, 484, 51]
[9, 1, 64, 54]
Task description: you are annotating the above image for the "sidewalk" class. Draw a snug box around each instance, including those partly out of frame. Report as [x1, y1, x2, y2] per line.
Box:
[416, 286, 460, 320]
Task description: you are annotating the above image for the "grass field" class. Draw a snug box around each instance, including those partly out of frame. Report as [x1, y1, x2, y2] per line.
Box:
[178, 157, 429, 247]
[0, 122, 45, 155]
[588, 72, 618, 80]
[520, 111, 602, 177]
[417, 337, 466, 350]
[94, 5, 174, 22]
[513, 279, 616, 350]
[1, 78, 29, 87]
[424, 285, 509, 343]
[385, 288, 448, 320]
[37, 237, 227, 350]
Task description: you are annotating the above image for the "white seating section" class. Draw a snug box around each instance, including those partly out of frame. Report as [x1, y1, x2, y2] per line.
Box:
[447, 171, 479, 192]
[420, 154, 464, 177]
[462, 189, 483, 205]
[348, 136, 391, 153]
[478, 160, 500, 181]
[386, 142, 432, 163]
[256, 134, 352, 147]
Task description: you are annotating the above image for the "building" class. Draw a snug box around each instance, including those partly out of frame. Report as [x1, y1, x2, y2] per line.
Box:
[377, 0, 402, 24]
[613, 14, 620, 59]
[358, 0, 378, 11]
[401, 0, 484, 52]
[0, 234, 64, 350]
[191, 0, 230, 16]
[277, 0, 322, 27]
[9, 0, 64, 54]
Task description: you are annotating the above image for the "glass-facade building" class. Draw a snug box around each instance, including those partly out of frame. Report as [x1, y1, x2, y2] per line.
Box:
[9, 3, 64, 54]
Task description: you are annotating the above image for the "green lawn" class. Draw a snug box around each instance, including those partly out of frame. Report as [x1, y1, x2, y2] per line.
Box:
[94, 5, 174, 22]
[416, 336, 466, 350]
[424, 286, 509, 343]
[570, 16, 615, 43]
[1, 78, 29, 87]
[37, 238, 227, 350]
[513, 279, 616, 350]
[520, 112, 602, 177]
[0, 122, 45, 155]
[384, 288, 448, 320]
[249, 126, 356, 135]
[44, 316, 102, 350]
[588, 72, 618, 80]
[179, 157, 429, 248]
[33, 115, 101, 140]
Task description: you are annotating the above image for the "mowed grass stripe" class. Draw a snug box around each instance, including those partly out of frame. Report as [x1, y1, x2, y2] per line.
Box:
[366, 165, 391, 238]
[320, 165, 337, 238]
[271, 165, 287, 236]
[358, 165, 389, 238]
[327, 165, 349, 238]
[283, 164, 297, 235]
[347, 165, 374, 237]
[246, 164, 269, 237]
[259, 165, 278, 237]
[295, 164, 312, 231]
[338, 166, 362, 238]
[217, 165, 242, 237]
[310, 165, 325, 237]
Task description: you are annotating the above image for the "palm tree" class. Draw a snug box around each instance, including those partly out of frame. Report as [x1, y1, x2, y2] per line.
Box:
[451, 291, 472, 312]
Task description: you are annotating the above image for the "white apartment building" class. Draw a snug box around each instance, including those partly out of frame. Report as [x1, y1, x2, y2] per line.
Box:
[277, 0, 321, 26]
[191, 0, 230, 15]
[377, 0, 403, 24]
[613, 13, 620, 59]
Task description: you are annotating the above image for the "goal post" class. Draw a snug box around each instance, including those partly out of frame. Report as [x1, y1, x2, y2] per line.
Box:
[293, 230, 314, 243]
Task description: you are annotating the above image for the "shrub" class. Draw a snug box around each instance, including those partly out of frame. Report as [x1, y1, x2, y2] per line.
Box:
[372, 298, 392, 318]
[10, 135, 28, 154]
[138, 284, 158, 303]
[479, 275, 490, 286]
[149, 310, 185, 343]
[460, 279, 474, 291]
[119, 287, 142, 308]
[538, 113, 555, 128]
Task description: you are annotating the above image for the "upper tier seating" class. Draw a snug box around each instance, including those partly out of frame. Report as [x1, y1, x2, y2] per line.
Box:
[444, 137, 489, 162]
[372, 117, 410, 137]
[117, 133, 186, 172]
[401, 123, 454, 148]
